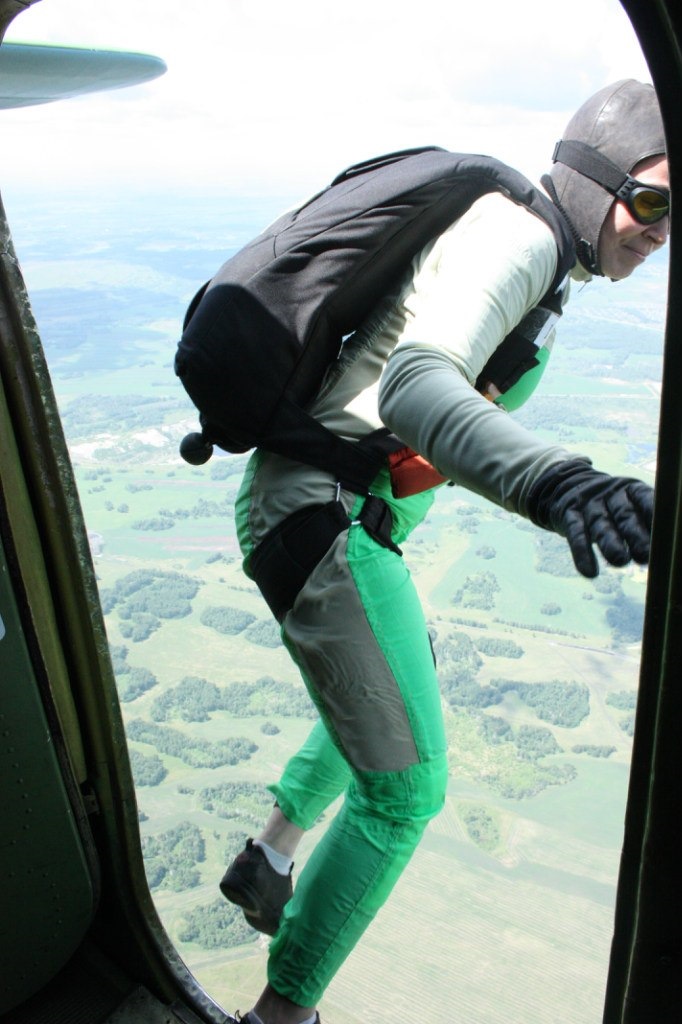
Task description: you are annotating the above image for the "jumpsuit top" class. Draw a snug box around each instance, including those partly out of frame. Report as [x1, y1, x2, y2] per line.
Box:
[237, 189, 589, 562]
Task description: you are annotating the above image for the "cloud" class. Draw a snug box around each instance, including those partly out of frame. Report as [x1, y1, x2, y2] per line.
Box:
[2, 0, 652, 195]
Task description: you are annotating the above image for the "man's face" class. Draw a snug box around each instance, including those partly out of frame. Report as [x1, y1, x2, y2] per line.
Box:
[598, 154, 670, 280]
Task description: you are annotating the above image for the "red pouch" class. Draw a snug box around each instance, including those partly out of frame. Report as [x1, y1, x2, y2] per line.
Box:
[388, 446, 448, 498]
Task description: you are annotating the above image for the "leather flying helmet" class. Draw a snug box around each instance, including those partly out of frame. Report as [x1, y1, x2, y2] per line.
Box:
[543, 80, 666, 276]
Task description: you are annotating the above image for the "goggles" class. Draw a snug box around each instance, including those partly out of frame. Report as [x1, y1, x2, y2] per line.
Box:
[616, 176, 670, 225]
[552, 139, 670, 225]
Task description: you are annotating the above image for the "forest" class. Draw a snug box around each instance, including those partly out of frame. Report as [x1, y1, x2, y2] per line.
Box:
[126, 718, 257, 769]
[148, 674, 316, 722]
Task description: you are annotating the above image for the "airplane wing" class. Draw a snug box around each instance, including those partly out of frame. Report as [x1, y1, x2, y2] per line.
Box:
[0, 41, 166, 108]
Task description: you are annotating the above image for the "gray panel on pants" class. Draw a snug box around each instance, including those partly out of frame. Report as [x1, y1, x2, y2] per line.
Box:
[283, 532, 420, 773]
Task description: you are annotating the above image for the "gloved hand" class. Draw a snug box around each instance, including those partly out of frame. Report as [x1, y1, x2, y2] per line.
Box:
[526, 459, 654, 578]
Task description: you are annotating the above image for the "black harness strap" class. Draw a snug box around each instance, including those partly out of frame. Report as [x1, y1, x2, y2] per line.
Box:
[357, 495, 403, 556]
[249, 496, 401, 622]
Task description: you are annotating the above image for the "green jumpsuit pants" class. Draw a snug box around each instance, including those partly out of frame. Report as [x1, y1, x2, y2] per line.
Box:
[236, 464, 449, 1007]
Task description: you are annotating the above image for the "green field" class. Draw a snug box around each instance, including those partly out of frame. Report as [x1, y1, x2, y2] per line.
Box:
[14, 191, 666, 1023]
[71, 433, 645, 1023]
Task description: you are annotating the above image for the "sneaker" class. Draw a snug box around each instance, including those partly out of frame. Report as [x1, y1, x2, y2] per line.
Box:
[220, 838, 293, 936]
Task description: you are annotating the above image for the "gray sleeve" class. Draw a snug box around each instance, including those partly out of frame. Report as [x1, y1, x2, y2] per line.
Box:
[378, 344, 575, 516]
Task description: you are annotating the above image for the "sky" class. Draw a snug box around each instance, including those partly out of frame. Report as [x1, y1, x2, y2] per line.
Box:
[1, 0, 654, 199]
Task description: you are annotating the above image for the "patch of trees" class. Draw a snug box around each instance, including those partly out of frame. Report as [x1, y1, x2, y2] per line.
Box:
[620, 715, 635, 737]
[224, 830, 250, 863]
[475, 637, 524, 659]
[588, 574, 644, 645]
[433, 631, 483, 676]
[103, 569, 200, 614]
[492, 678, 590, 728]
[131, 517, 174, 531]
[101, 569, 201, 642]
[60, 393, 178, 441]
[127, 718, 257, 768]
[540, 602, 562, 616]
[435, 638, 588, 729]
[110, 643, 129, 674]
[120, 667, 158, 702]
[493, 616, 582, 639]
[451, 616, 487, 630]
[534, 532, 576, 577]
[120, 613, 158, 642]
[478, 715, 512, 745]
[177, 899, 257, 949]
[494, 761, 577, 800]
[475, 546, 496, 560]
[460, 804, 500, 852]
[514, 395, 614, 433]
[151, 676, 224, 722]
[110, 644, 158, 701]
[157, 497, 234, 522]
[455, 507, 480, 533]
[515, 725, 562, 760]
[606, 594, 644, 645]
[434, 631, 501, 710]
[142, 821, 206, 892]
[605, 691, 637, 737]
[606, 690, 637, 710]
[199, 781, 274, 825]
[245, 619, 283, 648]
[441, 674, 502, 710]
[226, 677, 316, 718]
[150, 674, 316, 723]
[452, 572, 499, 610]
[200, 606, 256, 635]
[210, 456, 249, 481]
[478, 717, 561, 760]
[130, 748, 167, 787]
[205, 551, 236, 565]
[593, 573, 622, 596]
[572, 744, 616, 758]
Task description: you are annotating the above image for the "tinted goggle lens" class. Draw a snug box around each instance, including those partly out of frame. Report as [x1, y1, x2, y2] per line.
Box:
[627, 185, 670, 225]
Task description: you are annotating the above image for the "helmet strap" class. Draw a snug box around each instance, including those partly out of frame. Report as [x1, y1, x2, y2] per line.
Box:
[541, 173, 600, 276]
[552, 140, 629, 195]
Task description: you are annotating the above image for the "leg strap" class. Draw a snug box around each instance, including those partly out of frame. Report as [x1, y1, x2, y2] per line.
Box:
[249, 496, 402, 622]
[355, 495, 403, 556]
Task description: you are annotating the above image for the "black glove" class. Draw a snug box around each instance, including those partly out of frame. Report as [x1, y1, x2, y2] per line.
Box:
[526, 459, 654, 578]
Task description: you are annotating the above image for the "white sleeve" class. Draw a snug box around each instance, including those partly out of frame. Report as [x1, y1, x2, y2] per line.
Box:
[379, 193, 577, 514]
[394, 192, 559, 380]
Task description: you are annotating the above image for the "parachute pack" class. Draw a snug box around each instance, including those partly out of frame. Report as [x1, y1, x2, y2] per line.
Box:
[175, 147, 575, 493]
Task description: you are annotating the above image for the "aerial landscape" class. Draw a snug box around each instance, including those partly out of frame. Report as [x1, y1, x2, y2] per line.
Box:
[3, 182, 668, 1024]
